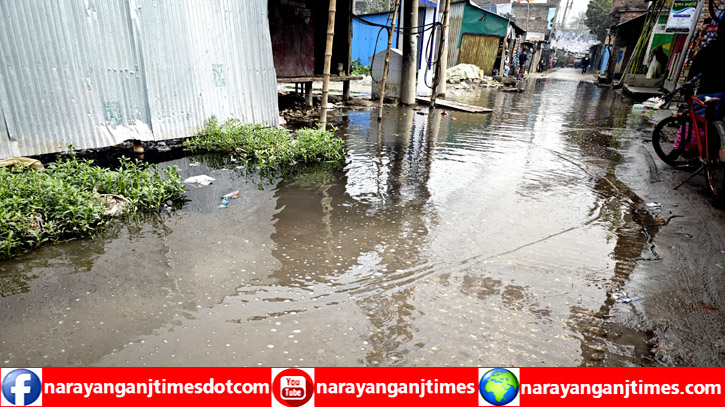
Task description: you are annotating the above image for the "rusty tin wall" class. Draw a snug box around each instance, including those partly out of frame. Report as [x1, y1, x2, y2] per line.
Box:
[447, 2, 465, 67]
[0, 0, 278, 158]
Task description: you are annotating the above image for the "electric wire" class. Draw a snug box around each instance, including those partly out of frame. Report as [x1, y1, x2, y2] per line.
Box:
[363, 10, 444, 90]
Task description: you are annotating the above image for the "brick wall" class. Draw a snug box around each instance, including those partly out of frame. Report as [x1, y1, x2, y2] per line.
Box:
[512, 3, 554, 36]
[610, 0, 648, 23]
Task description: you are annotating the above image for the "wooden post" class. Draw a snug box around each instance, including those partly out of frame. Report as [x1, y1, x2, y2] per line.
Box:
[305, 82, 313, 107]
[320, 0, 337, 128]
[401, 0, 419, 106]
[430, 0, 451, 108]
[343, 2, 353, 104]
[377, 0, 400, 121]
[499, 24, 510, 76]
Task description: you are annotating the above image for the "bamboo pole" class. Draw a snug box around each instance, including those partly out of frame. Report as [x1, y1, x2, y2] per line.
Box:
[343, 4, 353, 103]
[320, 0, 337, 128]
[377, 0, 400, 121]
[430, 0, 451, 108]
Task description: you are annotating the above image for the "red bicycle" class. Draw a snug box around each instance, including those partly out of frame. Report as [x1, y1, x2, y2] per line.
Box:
[651, 76, 725, 205]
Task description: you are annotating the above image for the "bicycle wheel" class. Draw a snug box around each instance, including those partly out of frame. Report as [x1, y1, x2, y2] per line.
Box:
[652, 115, 698, 169]
[710, 0, 724, 23]
[707, 163, 725, 205]
[706, 122, 725, 205]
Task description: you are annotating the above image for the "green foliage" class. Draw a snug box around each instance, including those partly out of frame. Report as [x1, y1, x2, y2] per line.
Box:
[289, 164, 338, 188]
[0, 157, 185, 260]
[351, 58, 371, 76]
[355, 0, 394, 15]
[585, 0, 614, 42]
[185, 117, 346, 170]
[569, 11, 589, 33]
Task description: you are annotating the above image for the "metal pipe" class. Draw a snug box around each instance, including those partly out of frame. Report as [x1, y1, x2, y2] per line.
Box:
[377, 0, 400, 121]
[320, 0, 337, 128]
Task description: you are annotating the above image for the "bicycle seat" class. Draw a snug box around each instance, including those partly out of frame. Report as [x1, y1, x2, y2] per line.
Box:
[704, 96, 721, 104]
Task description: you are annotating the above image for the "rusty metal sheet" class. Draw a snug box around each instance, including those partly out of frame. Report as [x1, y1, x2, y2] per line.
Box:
[447, 2, 465, 66]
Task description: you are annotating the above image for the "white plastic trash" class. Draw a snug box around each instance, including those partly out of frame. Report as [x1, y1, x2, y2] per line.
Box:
[183, 175, 216, 186]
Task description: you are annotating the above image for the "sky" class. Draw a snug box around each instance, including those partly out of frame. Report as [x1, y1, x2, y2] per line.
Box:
[557, 0, 592, 27]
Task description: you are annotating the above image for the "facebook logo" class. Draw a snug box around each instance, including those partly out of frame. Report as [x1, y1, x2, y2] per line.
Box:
[1, 369, 42, 406]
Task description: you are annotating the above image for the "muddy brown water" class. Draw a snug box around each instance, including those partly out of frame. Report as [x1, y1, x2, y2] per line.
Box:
[1, 71, 663, 366]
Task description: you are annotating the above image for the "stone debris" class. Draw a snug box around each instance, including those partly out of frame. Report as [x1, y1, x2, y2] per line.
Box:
[446, 64, 500, 92]
[93, 187, 130, 217]
[0, 157, 45, 171]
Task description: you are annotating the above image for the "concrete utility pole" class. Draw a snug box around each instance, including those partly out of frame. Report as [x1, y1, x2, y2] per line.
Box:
[377, 0, 400, 120]
[320, 0, 337, 128]
[401, 0, 419, 105]
[551, 0, 561, 33]
[560, 0, 573, 30]
[430, 0, 451, 107]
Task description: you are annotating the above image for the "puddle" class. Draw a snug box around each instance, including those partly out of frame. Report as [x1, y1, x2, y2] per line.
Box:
[1, 72, 662, 366]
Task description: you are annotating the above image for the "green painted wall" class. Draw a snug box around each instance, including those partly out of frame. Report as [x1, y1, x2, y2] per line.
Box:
[458, 5, 509, 46]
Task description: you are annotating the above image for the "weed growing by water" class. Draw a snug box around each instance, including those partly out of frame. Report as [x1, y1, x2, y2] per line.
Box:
[185, 117, 345, 169]
[351, 58, 370, 76]
[0, 157, 185, 260]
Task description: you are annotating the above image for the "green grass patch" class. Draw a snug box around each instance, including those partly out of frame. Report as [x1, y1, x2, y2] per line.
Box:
[0, 156, 185, 260]
[184, 117, 346, 170]
[351, 58, 370, 76]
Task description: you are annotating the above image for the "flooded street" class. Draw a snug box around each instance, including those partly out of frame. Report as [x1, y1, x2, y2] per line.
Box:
[2, 69, 723, 367]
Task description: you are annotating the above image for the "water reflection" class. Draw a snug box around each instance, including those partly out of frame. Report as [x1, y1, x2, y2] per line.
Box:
[264, 108, 441, 365]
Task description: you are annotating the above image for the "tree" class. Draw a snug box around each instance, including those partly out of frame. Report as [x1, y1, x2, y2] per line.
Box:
[355, 0, 393, 15]
[570, 10, 589, 33]
[585, 0, 614, 41]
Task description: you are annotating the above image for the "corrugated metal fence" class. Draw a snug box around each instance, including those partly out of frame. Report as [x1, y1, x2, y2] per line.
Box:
[446, 2, 464, 67]
[351, 12, 400, 67]
[0, 0, 279, 158]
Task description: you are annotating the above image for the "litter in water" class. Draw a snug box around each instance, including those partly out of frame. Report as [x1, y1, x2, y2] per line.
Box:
[641, 97, 665, 109]
[612, 290, 642, 304]
[612, 291, 628, 301]
[183, 175, 216, 186]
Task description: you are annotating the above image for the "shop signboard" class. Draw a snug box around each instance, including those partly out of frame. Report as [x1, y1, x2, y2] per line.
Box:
[666, 0, 699, 32]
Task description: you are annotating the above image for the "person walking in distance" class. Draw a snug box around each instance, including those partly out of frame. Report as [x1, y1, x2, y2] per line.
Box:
[518, 50, 527, 79]
[581, 54, 590, 74]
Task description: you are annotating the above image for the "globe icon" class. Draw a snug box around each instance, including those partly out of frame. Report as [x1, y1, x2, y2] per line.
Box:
[479, 368, 519, 406]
